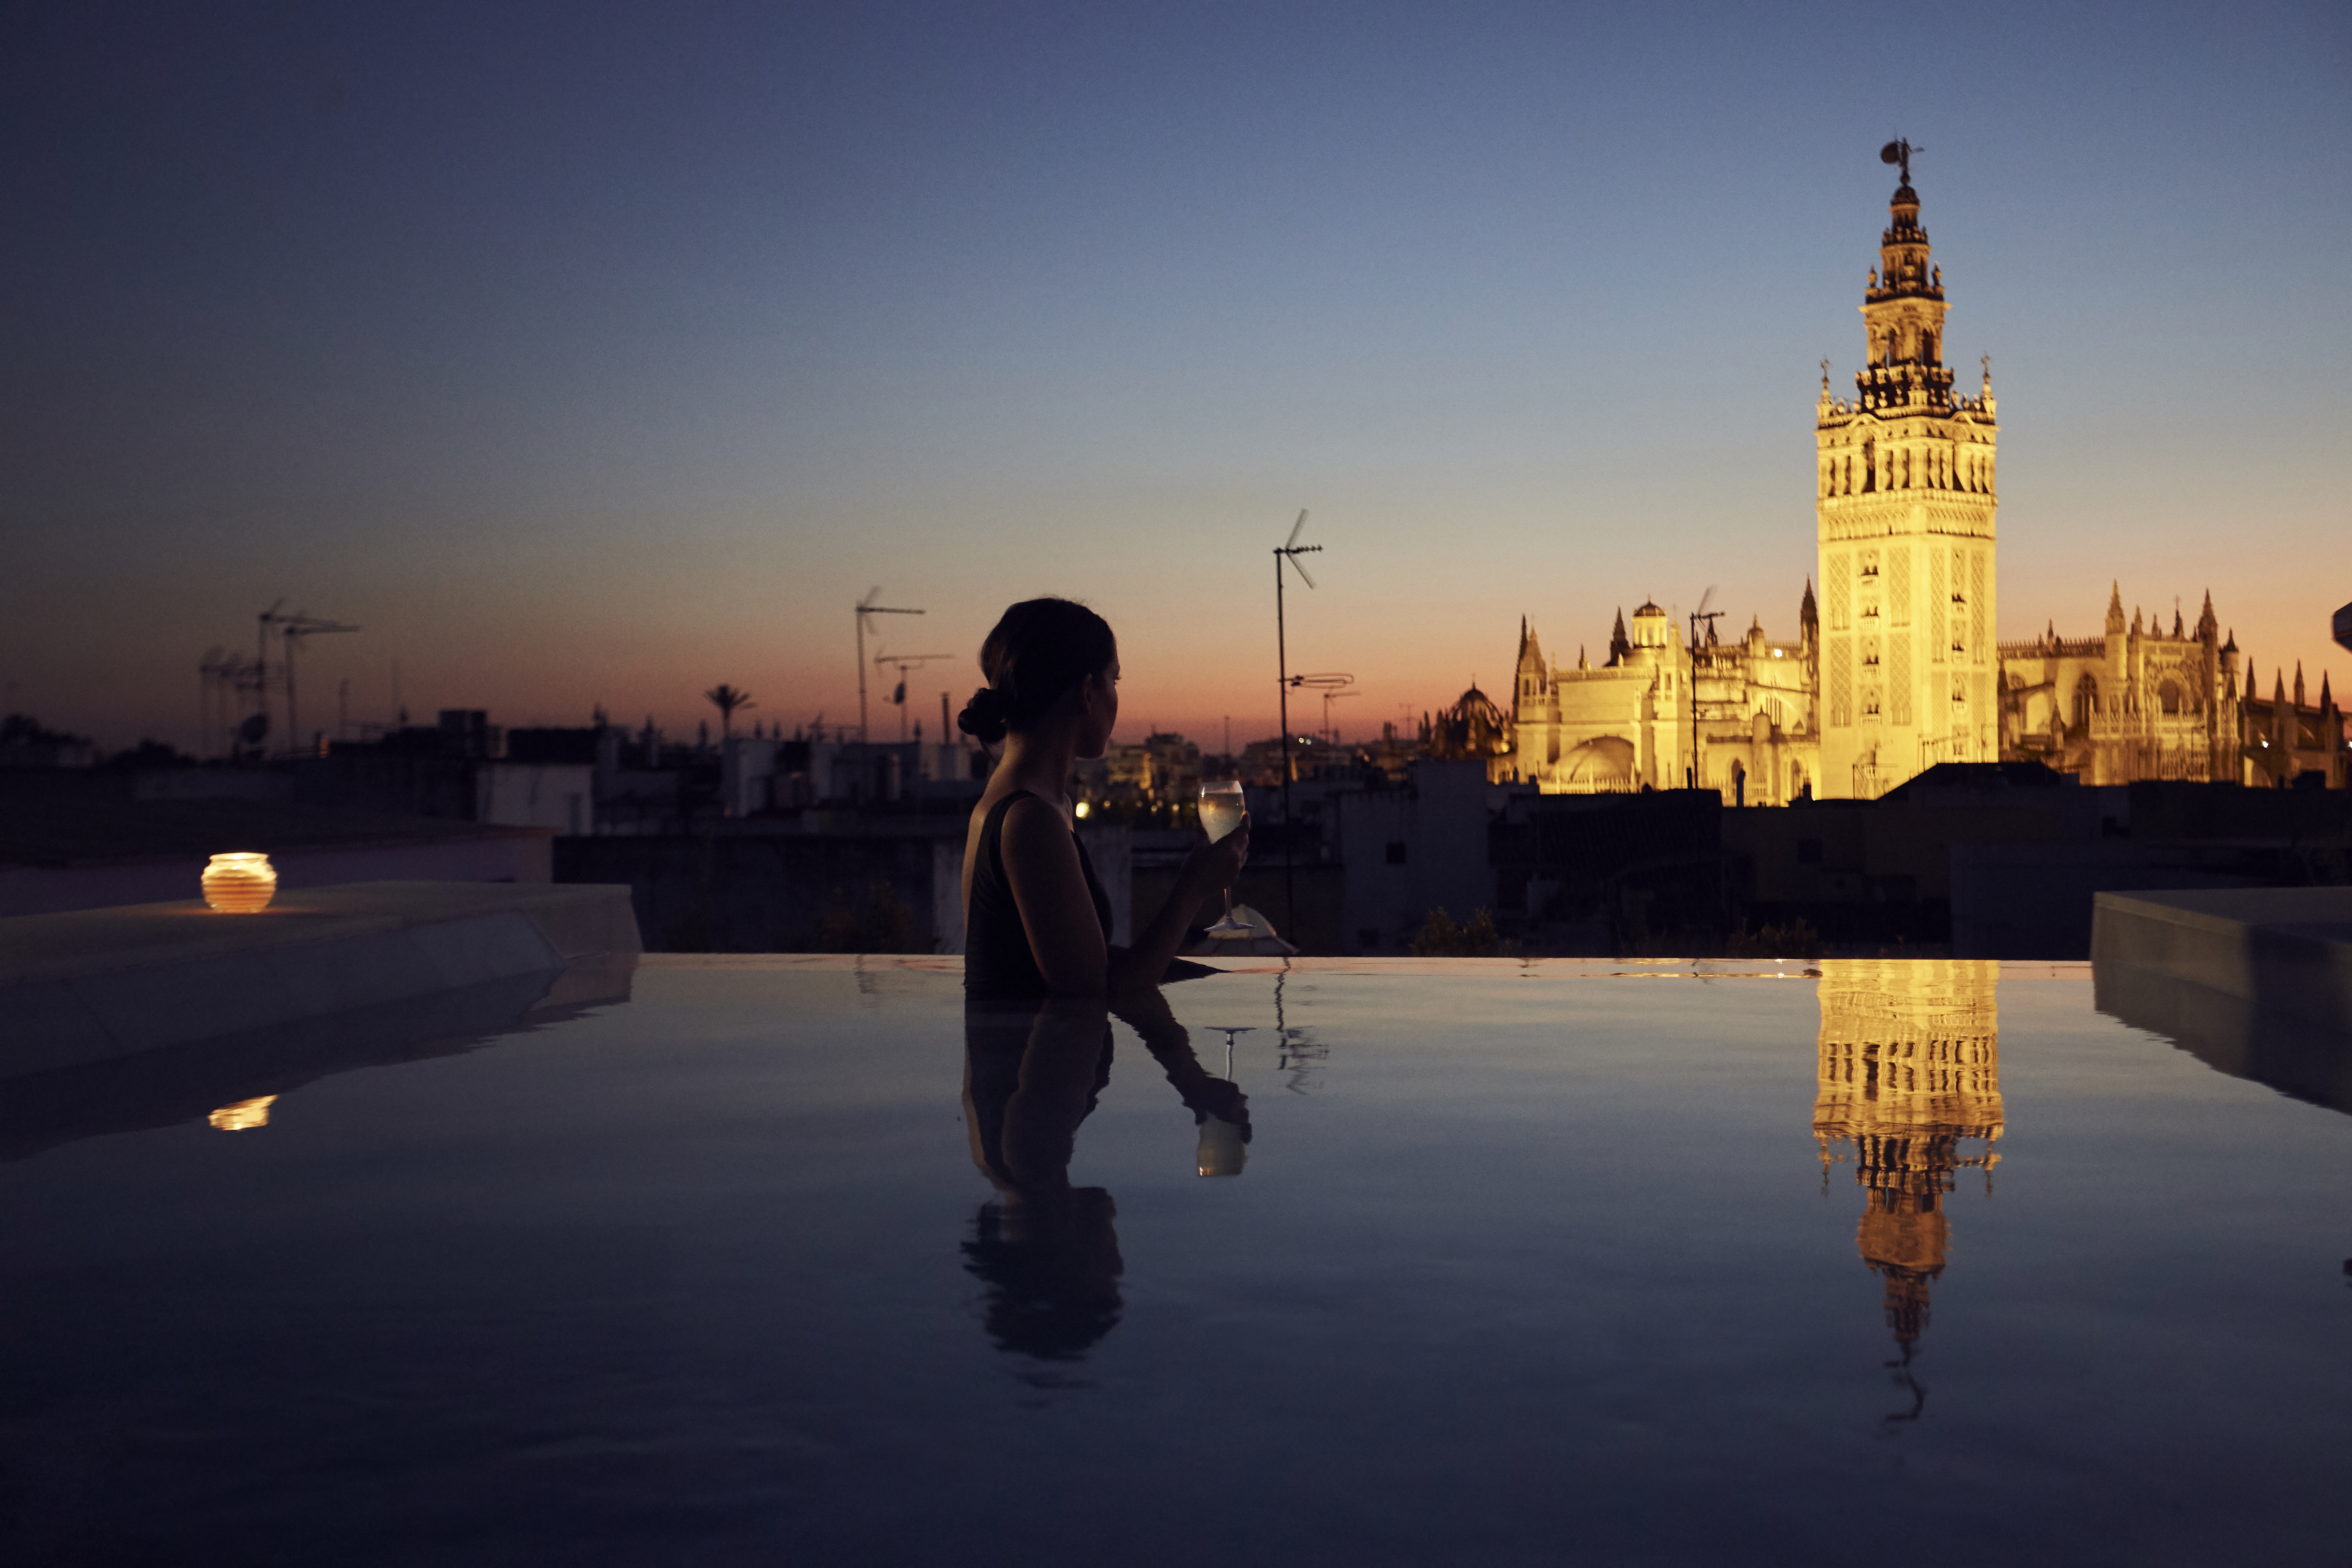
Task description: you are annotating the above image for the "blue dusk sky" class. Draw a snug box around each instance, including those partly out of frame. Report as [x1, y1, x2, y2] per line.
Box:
[4, 0, 2347, 750]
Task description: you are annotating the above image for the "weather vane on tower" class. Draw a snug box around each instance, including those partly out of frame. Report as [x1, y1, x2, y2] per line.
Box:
[1880, 138, 1921, 183]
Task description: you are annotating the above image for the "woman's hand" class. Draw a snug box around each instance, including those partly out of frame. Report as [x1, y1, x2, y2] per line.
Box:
[1180, 812, 1249, 904]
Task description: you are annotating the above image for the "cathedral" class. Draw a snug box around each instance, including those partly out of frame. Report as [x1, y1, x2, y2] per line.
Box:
[1504, 147, 2345, 797]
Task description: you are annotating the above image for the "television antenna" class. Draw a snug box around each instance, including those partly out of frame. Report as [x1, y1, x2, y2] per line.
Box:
[1687, 586, 1720, 790]
[277, 612, 360, 755]
[854, 588, 924, 743]
[1285, 673, 1356, 745]
[1272, 509, 1325, 940]
[872, 648, 954, 741]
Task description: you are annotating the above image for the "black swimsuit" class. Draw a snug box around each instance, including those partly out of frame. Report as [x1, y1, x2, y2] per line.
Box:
[963, 790, 1114, 1000]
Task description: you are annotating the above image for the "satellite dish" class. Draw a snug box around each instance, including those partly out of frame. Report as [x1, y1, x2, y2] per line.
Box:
[1880, 142, 1903, 165]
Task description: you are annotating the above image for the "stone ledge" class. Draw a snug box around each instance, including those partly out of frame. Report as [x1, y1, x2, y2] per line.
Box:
[0, 882, 640, 1076]
[2091, 887, 2352, 1036]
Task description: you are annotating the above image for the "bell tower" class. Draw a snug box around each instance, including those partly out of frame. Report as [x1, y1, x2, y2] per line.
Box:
[1815, 141, 1999, 798]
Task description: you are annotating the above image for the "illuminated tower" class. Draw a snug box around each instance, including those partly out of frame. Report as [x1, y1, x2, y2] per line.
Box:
[1812, 960, 2003, 1363]
[1816, 141, 1999, 798]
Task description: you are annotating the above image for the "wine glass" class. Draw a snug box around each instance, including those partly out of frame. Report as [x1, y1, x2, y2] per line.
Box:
[1198, 780, 1250, 937]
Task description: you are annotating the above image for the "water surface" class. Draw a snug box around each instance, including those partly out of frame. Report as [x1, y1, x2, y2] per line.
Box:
[1, 958, 2345, 1566]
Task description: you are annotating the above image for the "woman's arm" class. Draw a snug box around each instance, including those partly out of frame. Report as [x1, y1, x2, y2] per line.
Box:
[1001, 795, 1113, 995]
[1109, 816, 1248, 994]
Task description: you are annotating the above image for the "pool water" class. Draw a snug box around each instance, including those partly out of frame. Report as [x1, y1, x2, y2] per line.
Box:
[2, 958, 2347, 1566]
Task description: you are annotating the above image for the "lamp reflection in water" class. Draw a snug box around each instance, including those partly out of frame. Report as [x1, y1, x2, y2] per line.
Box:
[960, 988, 1251, 1372]
[207, 1094, 278, 1131]
[201, 852, 277, 913]
[1812, 960, 2003, 1424]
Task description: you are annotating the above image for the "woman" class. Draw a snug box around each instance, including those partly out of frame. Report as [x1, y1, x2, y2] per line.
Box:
[957, 597, 1248, 998]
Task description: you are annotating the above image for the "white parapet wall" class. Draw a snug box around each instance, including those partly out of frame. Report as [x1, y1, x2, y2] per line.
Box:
[2091, 887, 2352, 1035]
[0, 881, 640, 1077]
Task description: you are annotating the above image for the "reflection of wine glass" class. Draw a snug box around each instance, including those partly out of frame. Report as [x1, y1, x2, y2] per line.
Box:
[1196, 1116, 1247, 1177]
[1198, 781, 1249, 937]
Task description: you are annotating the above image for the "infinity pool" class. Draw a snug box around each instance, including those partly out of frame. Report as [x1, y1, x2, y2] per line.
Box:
[2, 958, 2347, 1566]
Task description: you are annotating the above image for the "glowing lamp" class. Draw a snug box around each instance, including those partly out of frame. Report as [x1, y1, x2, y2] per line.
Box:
[201, 852, 278, 913]
[1074, 801, 1091, 818]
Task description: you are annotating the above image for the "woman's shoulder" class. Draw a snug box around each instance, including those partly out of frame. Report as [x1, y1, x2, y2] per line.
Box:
[997, 790, 1067, 838]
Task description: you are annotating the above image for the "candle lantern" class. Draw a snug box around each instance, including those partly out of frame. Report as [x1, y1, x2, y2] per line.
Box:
[201, 851, 278, 913]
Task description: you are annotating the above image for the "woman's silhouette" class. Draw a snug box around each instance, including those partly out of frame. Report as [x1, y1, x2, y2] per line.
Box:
[956, 597, 1247, 1000]
[960, 989, 1251, 1362]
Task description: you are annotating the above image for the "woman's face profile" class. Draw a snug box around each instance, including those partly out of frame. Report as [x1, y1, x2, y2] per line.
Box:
[1077, 653, 1119, 760]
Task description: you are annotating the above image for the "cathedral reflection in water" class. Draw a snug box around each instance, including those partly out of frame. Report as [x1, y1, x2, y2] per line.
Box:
[1812, 961, 2003, 1372]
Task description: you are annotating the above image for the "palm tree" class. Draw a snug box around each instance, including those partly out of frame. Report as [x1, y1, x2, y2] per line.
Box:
[704, 683, 755, 739]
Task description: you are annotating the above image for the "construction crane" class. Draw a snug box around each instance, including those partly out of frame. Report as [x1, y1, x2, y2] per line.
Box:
[258, 604, 361, 756]
[198, 646, 264, 759]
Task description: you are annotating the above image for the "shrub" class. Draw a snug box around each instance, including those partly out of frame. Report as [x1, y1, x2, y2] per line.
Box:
[1408, 906, 1508, 957]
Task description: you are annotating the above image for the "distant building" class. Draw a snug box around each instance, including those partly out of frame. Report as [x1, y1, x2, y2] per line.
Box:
[1508, 158, 2340, 798]
[2238, 662, 2346, 790]
[1814, 172, 2001, 797]
[1510, 599, 1817, 802]
[2000, 588, 2241, 784]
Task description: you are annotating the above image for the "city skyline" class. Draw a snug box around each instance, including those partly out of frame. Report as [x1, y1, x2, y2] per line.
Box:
[5, 1, 2346, 752]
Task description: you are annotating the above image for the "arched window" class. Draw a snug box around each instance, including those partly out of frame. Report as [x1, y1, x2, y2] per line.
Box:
[1861, 438, 1876, 492]
[2073, 673, 2099, 730]
[2159, 679, 2183, 716]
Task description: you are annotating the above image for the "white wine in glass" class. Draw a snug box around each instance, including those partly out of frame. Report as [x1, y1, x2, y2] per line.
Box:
[1198, 780, 1250, 936]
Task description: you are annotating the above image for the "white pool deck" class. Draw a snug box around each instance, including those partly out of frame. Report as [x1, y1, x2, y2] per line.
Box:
[5, 879, 2345, 1085]
[2093, 887, 2352, 1033]
[0, 881, 640, 1076]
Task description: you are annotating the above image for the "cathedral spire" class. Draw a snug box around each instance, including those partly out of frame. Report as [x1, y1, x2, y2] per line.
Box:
[1855, 155, 1954, 414]
[2105, 583, 2127, 636]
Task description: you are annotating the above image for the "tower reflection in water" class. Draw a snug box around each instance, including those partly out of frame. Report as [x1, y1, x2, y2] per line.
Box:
[1811, 960, 2003, 1419]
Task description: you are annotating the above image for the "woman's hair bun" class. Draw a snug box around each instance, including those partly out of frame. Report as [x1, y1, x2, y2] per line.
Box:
[957, 686, 1010, 744]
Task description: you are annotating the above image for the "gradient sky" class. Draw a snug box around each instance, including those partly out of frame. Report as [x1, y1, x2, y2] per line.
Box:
[5, 0, 2348, 752]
